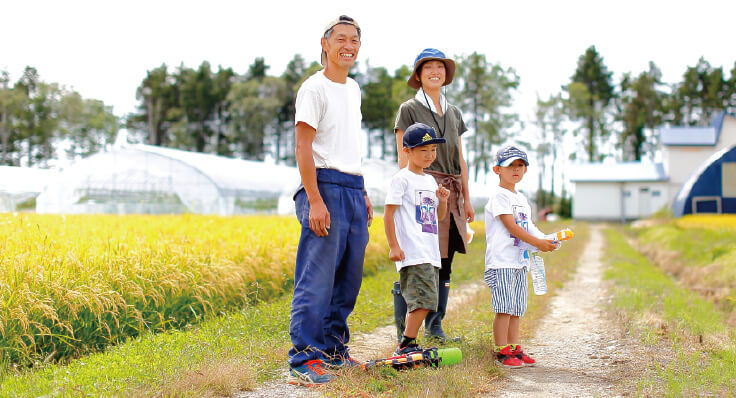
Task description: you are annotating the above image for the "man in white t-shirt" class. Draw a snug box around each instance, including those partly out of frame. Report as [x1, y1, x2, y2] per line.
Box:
[287, 15, 373, 387]
[384, 122, 450, 355]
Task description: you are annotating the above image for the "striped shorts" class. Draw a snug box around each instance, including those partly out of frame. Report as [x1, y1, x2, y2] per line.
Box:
[484, 267, 528, 316]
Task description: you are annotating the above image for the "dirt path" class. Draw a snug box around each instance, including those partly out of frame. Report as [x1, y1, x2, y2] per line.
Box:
[492, 224, 635, 398]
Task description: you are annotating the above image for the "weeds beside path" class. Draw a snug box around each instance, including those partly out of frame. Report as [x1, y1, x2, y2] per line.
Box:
[492, 224, 640, 397]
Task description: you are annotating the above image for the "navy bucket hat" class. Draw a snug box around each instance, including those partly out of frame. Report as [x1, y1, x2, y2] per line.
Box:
[403, 123, 446, 148]
[407, 48, 456, 90]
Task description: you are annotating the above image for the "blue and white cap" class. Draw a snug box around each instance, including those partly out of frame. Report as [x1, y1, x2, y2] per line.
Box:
[495, 145, 529, 167]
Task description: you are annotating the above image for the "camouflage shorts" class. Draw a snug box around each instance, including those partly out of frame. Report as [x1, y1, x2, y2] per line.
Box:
[399, 263, 439, 312]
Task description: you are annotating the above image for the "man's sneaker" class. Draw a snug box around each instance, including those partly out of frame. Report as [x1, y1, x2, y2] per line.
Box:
[288, 359, 334, 386]
[495, 345, 524, 368]
[511, 344, 536, 367]
[324, 354, 361, 369]
[393, 343, 423, 356]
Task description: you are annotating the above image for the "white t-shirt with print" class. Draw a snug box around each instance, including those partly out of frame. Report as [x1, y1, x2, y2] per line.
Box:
[294, 70, 363, 175]
[484, 186, 545, 271]
[384, 168, 442, 271]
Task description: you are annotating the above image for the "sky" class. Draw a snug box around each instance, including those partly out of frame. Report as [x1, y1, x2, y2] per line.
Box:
[3, 0, 736, 191]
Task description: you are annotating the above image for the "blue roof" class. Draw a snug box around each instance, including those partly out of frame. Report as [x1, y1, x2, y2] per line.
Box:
[660, 111, 733, 146]
[661, 126, 717, 146]
[568, 162, 668, 183]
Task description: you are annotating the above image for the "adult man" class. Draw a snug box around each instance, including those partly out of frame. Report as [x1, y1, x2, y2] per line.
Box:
[287, 15, 373, 386]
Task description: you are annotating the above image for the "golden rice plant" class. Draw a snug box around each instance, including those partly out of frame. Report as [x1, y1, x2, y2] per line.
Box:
[676, 214, 736, 230]
[0, 213, 389, 368]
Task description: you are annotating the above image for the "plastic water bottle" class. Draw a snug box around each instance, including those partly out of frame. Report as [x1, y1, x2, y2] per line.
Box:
[526, 251, 548, 295]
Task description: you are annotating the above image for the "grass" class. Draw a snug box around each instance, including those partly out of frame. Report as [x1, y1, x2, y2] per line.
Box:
[603, 227, 736, 396]
[633, 215, 736, 317]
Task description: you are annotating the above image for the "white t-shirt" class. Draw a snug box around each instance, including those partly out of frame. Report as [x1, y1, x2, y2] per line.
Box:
[384, 168, 442, 271]
[484, 186, 544, 271]
[295, 70, 363, 175]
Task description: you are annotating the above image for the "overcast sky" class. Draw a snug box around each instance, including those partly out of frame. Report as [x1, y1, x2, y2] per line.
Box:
[3, 0, 735, 190]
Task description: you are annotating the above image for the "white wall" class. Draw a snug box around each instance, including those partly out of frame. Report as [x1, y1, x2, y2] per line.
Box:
[573, 182, 669, 220]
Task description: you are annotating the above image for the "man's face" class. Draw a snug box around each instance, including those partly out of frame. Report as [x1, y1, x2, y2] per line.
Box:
[321, 24, 360, 69]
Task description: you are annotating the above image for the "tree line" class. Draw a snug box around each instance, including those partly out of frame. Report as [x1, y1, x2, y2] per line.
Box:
[1, 48, 735, 191]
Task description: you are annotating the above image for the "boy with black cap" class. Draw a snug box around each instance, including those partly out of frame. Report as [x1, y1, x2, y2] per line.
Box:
[384, 122, 451, 355]
[484, 145, 557, 368]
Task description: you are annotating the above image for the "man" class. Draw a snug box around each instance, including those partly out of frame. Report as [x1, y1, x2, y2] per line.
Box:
[287, 15, 373, 386]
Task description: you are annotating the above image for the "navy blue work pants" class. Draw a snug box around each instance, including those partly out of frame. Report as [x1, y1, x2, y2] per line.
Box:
[288, 168, 369, 367]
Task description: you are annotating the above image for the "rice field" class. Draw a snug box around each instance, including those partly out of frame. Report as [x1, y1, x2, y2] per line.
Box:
[0, 213, 388, 368]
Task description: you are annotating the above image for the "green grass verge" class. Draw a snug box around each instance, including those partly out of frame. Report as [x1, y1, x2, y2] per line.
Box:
[603, 227, 736, 396]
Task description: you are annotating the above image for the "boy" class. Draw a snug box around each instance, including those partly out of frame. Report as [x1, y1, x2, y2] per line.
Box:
[384, 122, 451, 355]
[484, 145, 557, 368]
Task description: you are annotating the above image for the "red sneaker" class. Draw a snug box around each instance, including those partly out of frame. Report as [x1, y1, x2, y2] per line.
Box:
[511, 344, 536, 367]
[496, 345, 524, 368]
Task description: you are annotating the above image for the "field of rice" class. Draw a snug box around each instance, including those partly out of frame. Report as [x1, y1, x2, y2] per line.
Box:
[0, 213, 388, 368]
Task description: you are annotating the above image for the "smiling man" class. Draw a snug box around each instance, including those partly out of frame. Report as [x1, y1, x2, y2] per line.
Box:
[287, 15, 373, 386]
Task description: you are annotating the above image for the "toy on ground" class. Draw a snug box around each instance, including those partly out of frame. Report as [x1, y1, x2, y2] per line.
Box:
[362, 347, 462, 370]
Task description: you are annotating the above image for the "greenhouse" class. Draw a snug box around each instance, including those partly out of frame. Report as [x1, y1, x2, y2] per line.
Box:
[36, 144, 300, 215]
[0, 166, 57, 212]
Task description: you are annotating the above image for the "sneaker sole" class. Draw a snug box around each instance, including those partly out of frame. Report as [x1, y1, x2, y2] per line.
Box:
[495, 359, 524, 369]
[287, 377, 330, 387]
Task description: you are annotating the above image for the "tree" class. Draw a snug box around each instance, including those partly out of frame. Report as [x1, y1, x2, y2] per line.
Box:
[452, 52, 520, 180]
[0, 71, 25, 165]
[277, 54, 308, 165]
[534, 94, 567, 201]
[617, 62, 666, 161]
[178, 62, 218, 152]
[361, 64, 396, 159]
[211, 66, 235, 155]
[668, 57, 729, 126]
[227, 76, 286, 160]
[565, 46, 615, 161]
[134, 64, 179, 146]
[59, 91, 119, 158]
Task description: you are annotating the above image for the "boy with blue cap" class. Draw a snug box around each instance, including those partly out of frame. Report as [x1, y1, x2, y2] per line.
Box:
[484, 145, 557, 368]
[384, 122, 451, 354]
[393, 48, 473, 344]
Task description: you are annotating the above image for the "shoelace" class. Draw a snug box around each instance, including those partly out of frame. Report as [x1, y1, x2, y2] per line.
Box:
[304, 360, 327, 375]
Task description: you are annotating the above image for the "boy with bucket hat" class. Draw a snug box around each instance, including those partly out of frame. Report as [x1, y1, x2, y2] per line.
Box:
[393, 48, 473, 344]
[384, 122, 450, 355]
[484, 145, 557, 367]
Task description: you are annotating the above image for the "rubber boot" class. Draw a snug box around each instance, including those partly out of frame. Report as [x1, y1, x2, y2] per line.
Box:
[425, 279, 458, 343]
[392, 281, 407, 343]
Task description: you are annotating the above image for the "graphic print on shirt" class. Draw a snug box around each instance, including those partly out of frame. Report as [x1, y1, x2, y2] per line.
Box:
[415, 190, 438, 234]
[510, 204, 529, 247]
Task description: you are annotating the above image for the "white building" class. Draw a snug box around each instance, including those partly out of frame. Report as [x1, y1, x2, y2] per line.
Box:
[569, 112, 736, 220]
[568, 162, 669, 221]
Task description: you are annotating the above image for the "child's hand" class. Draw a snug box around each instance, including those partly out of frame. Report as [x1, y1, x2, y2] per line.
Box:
[436, 184, 450, 201]
[389, 246, 405, 262]
[536, 238, 558, 252]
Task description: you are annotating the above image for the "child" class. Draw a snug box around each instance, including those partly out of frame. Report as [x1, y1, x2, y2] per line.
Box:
[384, 122, 451, 355]
[484, 145, 557, 368]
